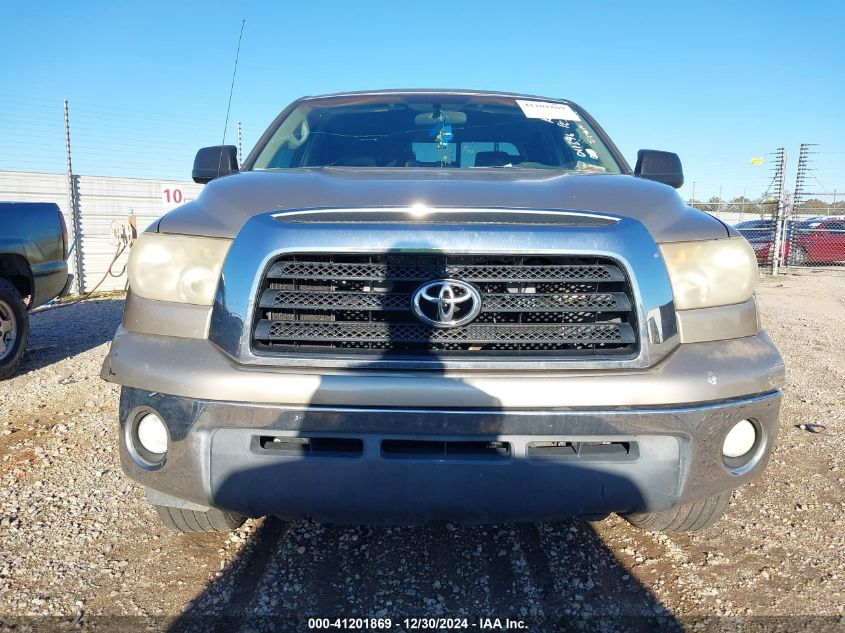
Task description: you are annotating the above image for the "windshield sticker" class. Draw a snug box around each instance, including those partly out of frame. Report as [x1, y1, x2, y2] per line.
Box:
[516, 99, 581, 121]
[564, 133, 587, 158]
[577, 124, 597, 146]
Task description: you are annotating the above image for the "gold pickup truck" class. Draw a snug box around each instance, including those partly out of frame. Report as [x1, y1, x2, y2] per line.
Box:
[101, 90, 784, 534]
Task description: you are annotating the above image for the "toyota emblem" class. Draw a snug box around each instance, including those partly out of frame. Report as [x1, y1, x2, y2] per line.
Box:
[411, 279, 482, 328]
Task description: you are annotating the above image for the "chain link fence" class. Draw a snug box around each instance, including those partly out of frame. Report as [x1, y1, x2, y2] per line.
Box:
[687, 144, 845, 274]
[704, 198, 845, 273]
[687, 199, 781, 270]
[690, 195, 845, 273]
[782, 193, 845, 268]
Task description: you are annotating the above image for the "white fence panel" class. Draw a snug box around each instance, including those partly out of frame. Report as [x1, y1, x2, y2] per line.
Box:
[76, 175, 203, 291]
[0, 170, 203, 294]
[0, 171, 68, 214]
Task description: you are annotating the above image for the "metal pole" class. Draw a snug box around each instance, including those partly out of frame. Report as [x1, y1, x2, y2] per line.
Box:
[64, 99, 85, 294]
[771, 149, 788, 276]
[237, 120, 243, 165]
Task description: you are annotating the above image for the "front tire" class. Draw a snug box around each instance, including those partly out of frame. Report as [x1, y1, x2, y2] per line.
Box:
[0, 278, 29, 380]
[153, 504, 247, 533]
[622, 491, 732, 532]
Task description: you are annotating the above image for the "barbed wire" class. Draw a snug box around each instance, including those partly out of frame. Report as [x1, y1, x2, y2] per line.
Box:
[1, 94, 841, 195]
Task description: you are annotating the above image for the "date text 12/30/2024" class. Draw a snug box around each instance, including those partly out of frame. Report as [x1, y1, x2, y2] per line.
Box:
[307, 618, 528, 630]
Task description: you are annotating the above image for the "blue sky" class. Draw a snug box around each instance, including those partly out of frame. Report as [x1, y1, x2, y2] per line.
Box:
[1, 1, 843, 201]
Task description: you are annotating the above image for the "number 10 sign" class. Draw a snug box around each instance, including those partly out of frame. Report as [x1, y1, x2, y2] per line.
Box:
[161, 184, 190, 211]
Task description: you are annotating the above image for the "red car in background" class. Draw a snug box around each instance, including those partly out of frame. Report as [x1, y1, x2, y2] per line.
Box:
[746, 217, 845, 265]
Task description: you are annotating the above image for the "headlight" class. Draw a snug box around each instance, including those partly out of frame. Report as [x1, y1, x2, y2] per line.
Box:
[659, 237, 757, 310]
[128, 232, 231, 305]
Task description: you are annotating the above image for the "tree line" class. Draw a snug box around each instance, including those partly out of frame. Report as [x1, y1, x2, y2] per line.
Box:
[687, 196, 844, 218]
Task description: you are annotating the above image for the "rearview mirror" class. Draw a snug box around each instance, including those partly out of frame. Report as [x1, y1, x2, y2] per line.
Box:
[634, 150, 683, 189]
[413, 111, 467, 125]
[192, 145, 238, 184]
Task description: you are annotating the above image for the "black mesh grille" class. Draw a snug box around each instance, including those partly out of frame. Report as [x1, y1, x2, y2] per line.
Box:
[252, 254, 638, 358]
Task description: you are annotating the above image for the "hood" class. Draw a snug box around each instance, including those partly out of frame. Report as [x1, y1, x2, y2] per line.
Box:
[156, 168, 728, 243]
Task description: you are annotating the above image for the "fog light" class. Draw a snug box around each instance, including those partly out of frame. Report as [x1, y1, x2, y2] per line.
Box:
[722, 419, 756, 458]
[137, 413, 168, 454]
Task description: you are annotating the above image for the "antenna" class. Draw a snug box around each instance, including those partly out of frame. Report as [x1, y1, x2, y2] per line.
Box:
[218, 19, 246, 178]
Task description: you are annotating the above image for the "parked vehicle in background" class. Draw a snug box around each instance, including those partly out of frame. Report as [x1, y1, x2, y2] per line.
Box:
[747, 226, 791, 266]
[102, 90, 784, 534]
[748, 216, 845, 266]
[789, 217, 845, 265]
[0, 202, 71, 378]
[735, 219, 774, 241]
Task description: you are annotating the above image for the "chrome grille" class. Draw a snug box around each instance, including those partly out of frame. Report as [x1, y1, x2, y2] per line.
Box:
[252, 254, 638, 357]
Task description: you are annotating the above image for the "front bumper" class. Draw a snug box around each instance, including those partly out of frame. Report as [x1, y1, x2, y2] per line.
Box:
[102, 328, 784, 409]
[119, 387, 781, 524]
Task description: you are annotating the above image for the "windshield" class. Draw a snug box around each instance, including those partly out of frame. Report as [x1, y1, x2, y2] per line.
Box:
[250, 95, 622, 173]
[796, 218, 824, 229]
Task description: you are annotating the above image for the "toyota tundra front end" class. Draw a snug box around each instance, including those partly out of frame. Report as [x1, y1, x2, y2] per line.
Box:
[101, 90, 784, 533]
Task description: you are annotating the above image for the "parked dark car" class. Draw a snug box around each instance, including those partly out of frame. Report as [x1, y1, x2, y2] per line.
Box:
[734, 219, 774, 241]
[0, 202, 71, 378]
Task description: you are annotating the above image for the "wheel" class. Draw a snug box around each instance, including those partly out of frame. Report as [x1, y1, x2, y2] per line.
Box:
[0, 278, 29, 380]
[791, 245, 808, 266]
[153, 504, 247, 533]
[622, 491, 732, 533]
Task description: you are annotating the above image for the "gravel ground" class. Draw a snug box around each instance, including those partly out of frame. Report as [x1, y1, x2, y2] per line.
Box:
[0, 272, 843, 632]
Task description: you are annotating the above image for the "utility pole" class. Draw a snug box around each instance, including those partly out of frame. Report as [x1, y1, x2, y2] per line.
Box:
[785, 144, 817, 268]
[793, 144, 813, 212]
[237, 120, 243, 165]
[691, 181, 696, 202]
[771, 148, 788, 275]
[64, 99, 84, 294]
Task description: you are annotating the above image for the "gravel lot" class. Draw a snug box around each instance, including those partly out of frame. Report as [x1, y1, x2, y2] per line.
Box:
[1, 272, 843, 632]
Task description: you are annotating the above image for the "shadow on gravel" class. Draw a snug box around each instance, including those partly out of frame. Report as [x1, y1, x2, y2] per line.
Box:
[170, 518, 679, 633]
[169, 251, 680, 632]
[22, 298, 123, 373]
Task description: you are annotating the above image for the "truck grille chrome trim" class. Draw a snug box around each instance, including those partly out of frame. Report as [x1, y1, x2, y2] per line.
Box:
[257, 321, 635, 346]
[208, 209, 681, 369]
[266, 260, 625, 283]
[259, 290, 632, 313]
[251, 254, 638, 357]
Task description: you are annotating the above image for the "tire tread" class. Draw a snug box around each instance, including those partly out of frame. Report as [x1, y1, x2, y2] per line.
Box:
[623, 491, 732, 533]
[0, 278, 29, 381]
[153, 504, 246, 533]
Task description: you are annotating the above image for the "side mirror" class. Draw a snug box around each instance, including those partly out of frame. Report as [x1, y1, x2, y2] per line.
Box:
[192, 145, 238, 184]
[634, 150, 684, 189]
